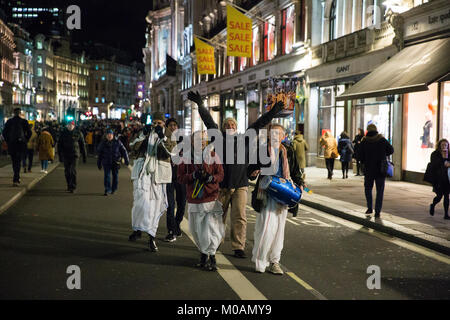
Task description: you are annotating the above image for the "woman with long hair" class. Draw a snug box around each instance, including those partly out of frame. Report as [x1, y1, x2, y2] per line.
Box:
[429, 139, 450, 219]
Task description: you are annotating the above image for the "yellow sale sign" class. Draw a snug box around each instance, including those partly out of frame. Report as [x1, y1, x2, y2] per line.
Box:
[194, 37, 216, 75]
[227, 5, 252, 58]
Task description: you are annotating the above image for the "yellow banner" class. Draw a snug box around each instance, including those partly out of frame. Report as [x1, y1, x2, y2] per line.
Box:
[194, 37, 216, 75]
[227, 5, 252, 58]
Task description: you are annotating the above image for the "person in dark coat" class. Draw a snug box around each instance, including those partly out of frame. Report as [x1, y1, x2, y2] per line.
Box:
[1, 108, 32, 186]
[338, 131, 354, 179]
[97, 129, 129, 196]
[359, 124, 394, 218]
[353, 128, 364, 176]
[428, 139, 450, 219]
[164, 118, 187, 242]
[188, 90, 285, 259]
[57, 121, 87, 193]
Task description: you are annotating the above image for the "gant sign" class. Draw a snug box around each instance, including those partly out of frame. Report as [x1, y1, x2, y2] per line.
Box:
[336, 65, 350, 74]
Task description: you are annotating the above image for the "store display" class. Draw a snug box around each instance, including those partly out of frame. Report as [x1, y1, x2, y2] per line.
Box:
[265, 77, 303, 118]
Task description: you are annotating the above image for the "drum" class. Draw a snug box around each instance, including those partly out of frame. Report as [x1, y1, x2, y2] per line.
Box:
[260, 175, 302, 207]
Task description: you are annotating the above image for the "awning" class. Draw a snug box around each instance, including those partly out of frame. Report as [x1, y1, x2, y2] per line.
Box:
[336, 38, 450, 101]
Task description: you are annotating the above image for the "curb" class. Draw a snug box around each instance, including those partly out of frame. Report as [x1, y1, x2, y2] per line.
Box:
[248, 181, 450, 256]
[0, 162, 60, 216]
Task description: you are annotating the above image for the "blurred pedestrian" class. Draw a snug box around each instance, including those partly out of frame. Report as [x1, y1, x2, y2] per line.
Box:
[338, 131, 354, 179]
[97, 129, 129, 196]
[428, 139, 450, 219]
[1, 108, 31, 186]
[164, 118, 187, 242]
[292, 130, 309, 179]
[23, 123, 37, 173]
[359, 124, 394, 218]
[320, 131, 339, 180]
[57, 121, 87, 193]
[178, 130, 224, 271]
[353, 128, 364, 176]
[36, 127, 54, 173]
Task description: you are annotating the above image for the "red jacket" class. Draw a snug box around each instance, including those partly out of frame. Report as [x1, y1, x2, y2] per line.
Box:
[177, 152, 224, 204]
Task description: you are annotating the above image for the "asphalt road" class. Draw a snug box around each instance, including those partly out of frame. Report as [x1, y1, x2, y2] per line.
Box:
[0, 158, 449, 300]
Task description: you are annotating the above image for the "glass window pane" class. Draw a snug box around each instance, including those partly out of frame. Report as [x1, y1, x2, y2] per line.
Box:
[443, 81, 450, 140]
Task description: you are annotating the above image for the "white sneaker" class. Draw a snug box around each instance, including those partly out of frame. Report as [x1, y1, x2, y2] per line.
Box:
[44, 170, 48, 174]
[40, 169, 44, 173]
[268, 263, 284, 275]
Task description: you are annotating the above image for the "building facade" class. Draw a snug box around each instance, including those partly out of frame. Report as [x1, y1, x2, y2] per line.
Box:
[0, 18, 15, 128]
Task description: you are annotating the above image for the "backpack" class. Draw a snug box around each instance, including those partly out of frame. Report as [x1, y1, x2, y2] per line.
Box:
[423, 162, 434, 184]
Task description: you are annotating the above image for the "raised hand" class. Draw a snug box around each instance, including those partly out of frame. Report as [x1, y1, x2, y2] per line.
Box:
[187, 91, 203, 106]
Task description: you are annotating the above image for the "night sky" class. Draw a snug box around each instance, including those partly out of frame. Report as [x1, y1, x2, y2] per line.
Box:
[67, 0, 152, 63]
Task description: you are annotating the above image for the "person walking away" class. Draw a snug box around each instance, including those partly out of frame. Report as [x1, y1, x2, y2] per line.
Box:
[57, 121, 87, 193]
[359, 124, 394, 218]
[178, 130, 224, 271]
[1, 108, 31, 186]
[353, 128, 364, 176]
[428, 139, 450, 219]
[23, 123, 37, 173]
[248, 124, 305, 274]
[338, 131, 354, 179]
[292, 130, 309, 179]
[86, 130, 94, 155]
[164, 118, 187, 242]
[36, 127, 54, 173]
[188, 90, 285, 259]
[97, 129, 129, 196]
[320, 131, 339, 180]
[128, 112, 174, 252]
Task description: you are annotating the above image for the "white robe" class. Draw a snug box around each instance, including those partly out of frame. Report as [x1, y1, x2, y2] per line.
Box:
[252, 197, 288, 272]
[130, 132, 168, 237]
[188, 200, 225, 256]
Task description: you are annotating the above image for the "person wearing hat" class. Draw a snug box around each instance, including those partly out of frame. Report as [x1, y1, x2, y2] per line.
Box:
[128, 111, 174, 252]
[57, 121, 87, 193]
[359, 123, 394, 218]
[1, 108, 32, 186]
[97, 129, 129, 196]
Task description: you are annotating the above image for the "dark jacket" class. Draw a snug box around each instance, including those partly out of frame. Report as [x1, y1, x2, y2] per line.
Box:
[248, 142, 305, 216]
[97, 138, 129, 168]
[359, 131, 394, 178]
[429, 150, 450, 193]
[2, 116, 32, 153]
[177, 151, 224, 204]
[338, 138, 354, 163]
[197, 102, 284, 189]
[57, 128, 87, 161]
[353, 134, 364, 159]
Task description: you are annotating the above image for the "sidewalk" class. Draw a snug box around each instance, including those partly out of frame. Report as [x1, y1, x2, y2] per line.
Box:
[298, 167, 450, 255]
[0, 157, 59, 215]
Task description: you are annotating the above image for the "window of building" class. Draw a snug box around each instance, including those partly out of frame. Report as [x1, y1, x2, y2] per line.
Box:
[102, 97, 105, 103]
[36, 68, 43, 77]
[252, 26, 260, 66]
[95, 97, 99, 103]
[101, 76, 105, 81]
[281, 5, 295, 55]
[263, 16, 276, 62]
[442, 81, 450, 141]
[329, 0, 337, 41]
[37, 55, 43, 64]
[36, 41, 43, 50]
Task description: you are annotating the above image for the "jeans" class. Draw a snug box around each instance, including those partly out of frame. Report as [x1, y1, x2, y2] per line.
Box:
[22, 148, 34, 171]
[166, 181, 186, 234]
[325, 158, 335, 178]
[41, 160, 48, 170]
[364, 175, 386, 214]
[103, 164, 119, 193]
[64, 157, 78, 190]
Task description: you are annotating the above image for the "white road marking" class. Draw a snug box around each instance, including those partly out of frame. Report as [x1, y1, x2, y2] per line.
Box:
[300, 205, 450, 265]
[180, 219, 267, 300]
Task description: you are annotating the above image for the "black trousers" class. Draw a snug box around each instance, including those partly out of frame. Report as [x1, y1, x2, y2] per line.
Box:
[11, 150, 23, 183]
[166, 181, 187, 234]
[64, 158, 78, 190]
[325, 158, 335, 178]
[364, 175, 386, 214]
[341, 161, 350, 176]
[432, 189, 449, 215]
[22, 148, 34, 171]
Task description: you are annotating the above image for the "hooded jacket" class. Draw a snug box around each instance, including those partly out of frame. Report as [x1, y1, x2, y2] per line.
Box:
[359, 131, 394, 178]
[320, 131, 338, 159]
[292, 134, 309, 168]
[337, 138, 354, 163]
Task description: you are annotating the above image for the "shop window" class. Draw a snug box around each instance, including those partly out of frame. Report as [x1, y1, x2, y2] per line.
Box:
[239, 57, 247, 71]
[252, 26, 260, 66]
[263, 16, 276, 62]
[281, 5, 295, 55]
[354, 97, 392, 143]
[405, 83, 438, 173]
[442, 81, 450, 140]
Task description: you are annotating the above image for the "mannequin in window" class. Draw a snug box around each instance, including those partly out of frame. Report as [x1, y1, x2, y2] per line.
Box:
[421, 110, 434, 149]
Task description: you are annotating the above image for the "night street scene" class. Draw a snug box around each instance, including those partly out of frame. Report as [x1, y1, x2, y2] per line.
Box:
[0, 0, 449, 311]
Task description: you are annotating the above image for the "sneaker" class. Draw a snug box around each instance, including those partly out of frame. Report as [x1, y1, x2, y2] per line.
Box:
[128, 230, 141, 242]
[207, 255, 217, 271]
[268, 262, 284, 275]
[44, 170, 48, 174]
[164, 232, 177, 242]
[233, 249, 247, 259]
[40, 169, 45, 173]
[196, 253, 208, 268]
[148, 236, 158, 252]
